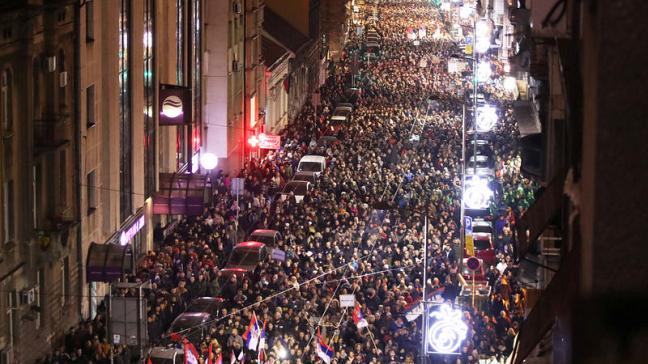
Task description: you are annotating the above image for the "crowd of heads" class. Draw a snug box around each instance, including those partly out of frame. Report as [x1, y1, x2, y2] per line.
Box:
[38, 1, 538, 364]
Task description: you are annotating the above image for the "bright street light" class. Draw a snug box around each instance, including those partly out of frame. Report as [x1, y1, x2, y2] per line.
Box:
[503, 76, 517, 92]
[464, 177, 492, 209]
[200, 152, 218, 170]
[476, 105, 498, 132]
[476, 61, 492, 82]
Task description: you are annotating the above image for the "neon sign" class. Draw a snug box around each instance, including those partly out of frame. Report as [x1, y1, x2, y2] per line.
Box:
[120, 215, 145, 246]
[426, 304, 468, 354]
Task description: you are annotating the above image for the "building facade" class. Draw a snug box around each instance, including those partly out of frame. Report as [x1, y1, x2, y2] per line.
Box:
[0, 0, 205, 362]
[203, 0, 265, 173]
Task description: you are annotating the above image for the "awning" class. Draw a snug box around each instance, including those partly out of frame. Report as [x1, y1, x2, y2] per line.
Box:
[516, 175, 564, 260]
[86, 242, 132, 283]
[513, 100, 541, 137]
[152, 173, 209, 215]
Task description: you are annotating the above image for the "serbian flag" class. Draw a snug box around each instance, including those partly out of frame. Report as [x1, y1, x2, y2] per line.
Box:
[352, 304, 369, 329]
[258, 320, 267, 362]
[242, 312, 261, 350]
[183, 341, 200, 364]
[316, 329, 334, 364]
[214, 352, 222, 364]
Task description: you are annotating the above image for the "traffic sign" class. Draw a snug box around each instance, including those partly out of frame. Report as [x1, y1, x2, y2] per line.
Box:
[466, 257, 480, 271]
[231, 178, 245, 196]
[465, 234, 474, 257]
[464, 216, 473, 234]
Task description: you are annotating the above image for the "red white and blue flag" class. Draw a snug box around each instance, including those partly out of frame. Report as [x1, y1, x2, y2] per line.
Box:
[214, 352, 222, 364]
[242, 312, 261, 351]
[352, 304, 369, 329]
[183, 341, 200, 364]
[258, 320, 267, 362]
[316, 330, 335, 364]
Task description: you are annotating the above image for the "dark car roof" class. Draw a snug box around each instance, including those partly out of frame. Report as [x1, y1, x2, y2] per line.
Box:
[233, 241, 265, 249]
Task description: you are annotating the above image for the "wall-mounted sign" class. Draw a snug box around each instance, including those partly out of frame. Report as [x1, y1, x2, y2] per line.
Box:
[159, 84, 191, 125]
[120, 215, 145, 246]
[258, 133, 281, 149]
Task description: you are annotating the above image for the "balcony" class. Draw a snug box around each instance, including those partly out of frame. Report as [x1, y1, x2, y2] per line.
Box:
[33, 113, 71, 153]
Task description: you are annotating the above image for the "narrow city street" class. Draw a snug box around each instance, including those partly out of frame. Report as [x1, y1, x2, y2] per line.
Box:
[34, 1, 531, 364]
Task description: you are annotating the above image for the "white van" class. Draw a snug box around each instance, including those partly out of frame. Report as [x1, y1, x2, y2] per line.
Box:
[297, 155, 326, 176]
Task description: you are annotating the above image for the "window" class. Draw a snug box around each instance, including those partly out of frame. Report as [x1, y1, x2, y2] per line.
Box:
[33, 58, 41, 121]
[87, 170, 96, 214]
[59, 149, 67, 206]
[144, 0, 156, 198]
[1, 69, 12, 132]
[7, 290, 16, 347]
[35, 270, 43, 330]
[3, 180, 13, 242]
[86, 84, 95, 127]
[192, 0, 201, 151]
[86, 0, 94, 41]
[119, 0, 132, 221]
[176, 0, 184, 85]
[60, 257, 69, 307]
[58, 50, 67, 108]
[33, 165, 41, 229]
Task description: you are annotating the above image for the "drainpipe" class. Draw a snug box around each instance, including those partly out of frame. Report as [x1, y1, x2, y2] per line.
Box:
[73, 0, 84, 320]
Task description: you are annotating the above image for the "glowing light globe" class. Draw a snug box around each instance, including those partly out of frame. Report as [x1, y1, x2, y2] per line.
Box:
[200, 153, 218, 170]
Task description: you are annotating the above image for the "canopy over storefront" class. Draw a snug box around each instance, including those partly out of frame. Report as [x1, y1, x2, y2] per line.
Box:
[86, 242, 132, 283]
[152, 173, 209, 215]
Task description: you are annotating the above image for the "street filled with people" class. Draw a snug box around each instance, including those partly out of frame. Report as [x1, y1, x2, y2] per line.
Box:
[38, 1, 537, 363]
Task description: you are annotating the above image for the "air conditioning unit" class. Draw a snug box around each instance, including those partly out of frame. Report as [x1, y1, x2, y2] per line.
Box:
[20, 288, 36, 305]
[47, 56, 57, 72]
[233, 2, 242, 14]
[59, 71, 68, 87]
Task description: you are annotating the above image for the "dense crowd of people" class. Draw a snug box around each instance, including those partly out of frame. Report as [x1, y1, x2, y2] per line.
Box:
[37, 1, 538, 363]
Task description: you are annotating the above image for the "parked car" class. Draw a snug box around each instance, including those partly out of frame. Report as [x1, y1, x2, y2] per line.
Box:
[317, 135, 340, 147]
[280, 181, 311, 203]
[466, 155, 496, 177]
[248, 229, 282, 246]
[221, 241, 269, 279]
[472, 232, 496, 266]
[166, 312, 211, 346]
[331, 107, 352, 124]
[148, 347, 184, 364]
[297, 155, 326, 175]
[186, 297, 224, 317]
[472, 218, 493, 235]
[466, 139, 494, 159]
[292, 171, 318, 183]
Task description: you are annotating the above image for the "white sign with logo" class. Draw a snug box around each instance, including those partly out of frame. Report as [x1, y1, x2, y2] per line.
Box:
[340, 294, 356, 308]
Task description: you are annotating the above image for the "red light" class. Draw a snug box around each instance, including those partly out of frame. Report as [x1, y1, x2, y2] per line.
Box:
[248, 135, 259, 147]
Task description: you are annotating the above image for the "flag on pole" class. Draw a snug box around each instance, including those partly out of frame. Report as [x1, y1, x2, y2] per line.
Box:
[183, 341, 200, 364]
[404, 300, 424, 322]
[214, 352, 223, 364]
[242, 312, 261, 351]
[352, 304, 369, 329]
[258, 320, 267, 362]
[316, 329, 335, 364]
